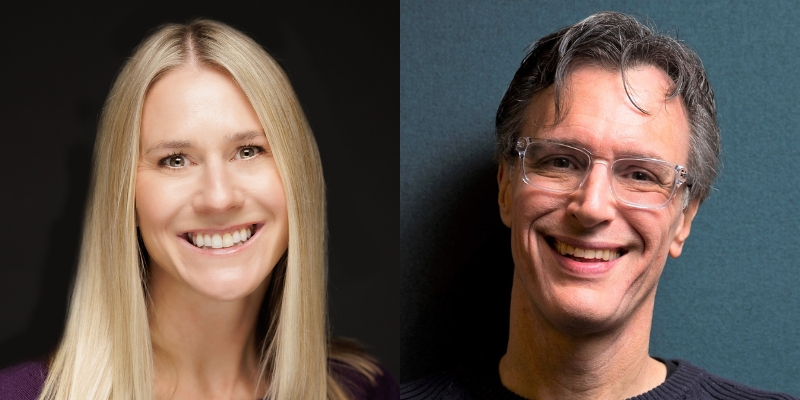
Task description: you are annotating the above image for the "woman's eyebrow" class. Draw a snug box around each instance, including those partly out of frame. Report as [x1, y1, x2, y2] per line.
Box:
[145, 140, 193, 154]
[225, 130, 264, 143]
[144, 131, 265, 154]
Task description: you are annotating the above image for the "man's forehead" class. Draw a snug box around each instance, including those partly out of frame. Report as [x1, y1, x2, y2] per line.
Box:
[532, 65, 680, 114]
[521, 66, 691, 162]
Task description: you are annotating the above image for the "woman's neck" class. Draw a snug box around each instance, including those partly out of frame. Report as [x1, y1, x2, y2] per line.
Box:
[147, 266, 271, 399]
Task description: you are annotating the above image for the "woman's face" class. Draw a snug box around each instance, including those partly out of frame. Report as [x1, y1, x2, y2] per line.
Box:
[136, 66, 288, 302]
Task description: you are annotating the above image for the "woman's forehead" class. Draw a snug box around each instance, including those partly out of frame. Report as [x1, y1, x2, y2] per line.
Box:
[140, 66, 265, 148]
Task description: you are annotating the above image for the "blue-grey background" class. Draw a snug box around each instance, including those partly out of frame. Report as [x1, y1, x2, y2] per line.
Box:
[401, 0, 800, 395]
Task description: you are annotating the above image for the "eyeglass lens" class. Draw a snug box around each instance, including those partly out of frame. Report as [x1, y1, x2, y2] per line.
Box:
[521, 141, 678, 207]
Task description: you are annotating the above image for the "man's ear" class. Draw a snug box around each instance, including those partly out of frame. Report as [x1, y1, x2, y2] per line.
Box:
[669, 198, 700, 258]
[498, 161, 514, 228]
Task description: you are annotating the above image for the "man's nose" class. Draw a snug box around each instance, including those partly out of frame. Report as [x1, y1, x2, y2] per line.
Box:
[193, 162, 244, 213]
[566, 162, 617, 227]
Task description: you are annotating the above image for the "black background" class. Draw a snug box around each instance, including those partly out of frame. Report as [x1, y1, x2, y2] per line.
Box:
[0, 1, 398, 377]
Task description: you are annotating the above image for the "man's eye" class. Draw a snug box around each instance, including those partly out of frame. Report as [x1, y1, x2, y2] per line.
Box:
[538, 155, 580, 170]
[237, 146, 262, 159]
[551, 157, 573, 169]
[160, 154, 187, 168]
[630, 171, 651, 181]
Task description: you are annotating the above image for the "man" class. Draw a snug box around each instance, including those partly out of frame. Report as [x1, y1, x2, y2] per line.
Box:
[401, 12, 796, 400]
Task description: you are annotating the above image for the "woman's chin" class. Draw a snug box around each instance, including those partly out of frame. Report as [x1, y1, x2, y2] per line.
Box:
[187, 272, 272, 303]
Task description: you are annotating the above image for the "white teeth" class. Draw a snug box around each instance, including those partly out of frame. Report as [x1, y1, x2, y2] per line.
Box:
[555, 240, 620, 261]
[189, 225, 255, 249]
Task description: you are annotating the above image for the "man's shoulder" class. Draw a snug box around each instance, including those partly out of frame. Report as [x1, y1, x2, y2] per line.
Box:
[635, 359, 798, 400]
[401, 360, 799, 400]
[0, 360, 47, 400]
[400, 365, 523, 400]
[401, 370, 476, 400]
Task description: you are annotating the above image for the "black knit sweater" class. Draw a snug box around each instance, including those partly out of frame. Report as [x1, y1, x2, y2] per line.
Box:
[400, 359, 797, 399]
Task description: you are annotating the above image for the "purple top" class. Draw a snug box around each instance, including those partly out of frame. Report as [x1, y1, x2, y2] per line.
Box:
[0, 359, 398, 400]
[335, 360, 400, 400]
[0, 361, 47, 400]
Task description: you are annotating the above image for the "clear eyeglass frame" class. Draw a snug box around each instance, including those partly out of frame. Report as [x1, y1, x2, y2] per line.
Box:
[515, 137, 689, 210]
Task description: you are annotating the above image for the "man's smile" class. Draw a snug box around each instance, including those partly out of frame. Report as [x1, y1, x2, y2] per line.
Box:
[546, 236, 626, 262]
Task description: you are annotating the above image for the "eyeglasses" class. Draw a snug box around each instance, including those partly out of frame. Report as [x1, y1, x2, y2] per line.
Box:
[515, 138, 689, 209]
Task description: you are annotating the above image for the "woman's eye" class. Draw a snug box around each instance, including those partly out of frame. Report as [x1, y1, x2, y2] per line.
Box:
[237, 146, 262, 159]
[160, 154, 187, 168]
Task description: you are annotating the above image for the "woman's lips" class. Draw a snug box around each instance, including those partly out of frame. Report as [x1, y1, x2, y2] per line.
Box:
[183, 223, 259, 250]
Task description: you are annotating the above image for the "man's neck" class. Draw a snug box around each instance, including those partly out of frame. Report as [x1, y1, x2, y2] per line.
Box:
[498, 277, 666, 400]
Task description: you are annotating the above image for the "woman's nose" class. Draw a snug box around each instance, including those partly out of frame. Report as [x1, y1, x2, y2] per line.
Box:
[567, 162, 617, 227]
[193, 162, 244, 213]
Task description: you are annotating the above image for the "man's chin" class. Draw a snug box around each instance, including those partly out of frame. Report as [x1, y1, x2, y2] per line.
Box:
[539, 294, 628, 336]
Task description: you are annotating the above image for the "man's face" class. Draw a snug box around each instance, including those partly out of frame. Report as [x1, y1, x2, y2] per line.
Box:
[498, 65, 700, 335]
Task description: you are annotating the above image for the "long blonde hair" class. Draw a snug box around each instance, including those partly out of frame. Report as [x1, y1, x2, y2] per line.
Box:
[39, 19, 378, 400]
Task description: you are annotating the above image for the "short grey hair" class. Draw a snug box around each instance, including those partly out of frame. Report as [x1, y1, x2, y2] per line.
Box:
[495, 11, 719, 202]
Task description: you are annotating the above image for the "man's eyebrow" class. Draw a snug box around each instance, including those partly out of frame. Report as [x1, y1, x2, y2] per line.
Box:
[616, 150, 671, 161]
[225, 131, 265, 143]
[549, 135, 673, 161]
[145, 140, 193, 154]
[613, 139, 672, 160]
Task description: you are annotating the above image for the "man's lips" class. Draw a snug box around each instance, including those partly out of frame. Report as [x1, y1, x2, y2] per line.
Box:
[546, 236, 626, 262]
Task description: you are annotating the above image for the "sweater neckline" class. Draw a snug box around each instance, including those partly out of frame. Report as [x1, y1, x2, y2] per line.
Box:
[626, 359, 700, 399]
[461, 358, 701, 399]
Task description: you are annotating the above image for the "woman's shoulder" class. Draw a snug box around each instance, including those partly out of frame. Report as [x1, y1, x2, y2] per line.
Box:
[0, 360, 47, 400]
[329, 339, 399, 400]
[331, 359, 399, 400]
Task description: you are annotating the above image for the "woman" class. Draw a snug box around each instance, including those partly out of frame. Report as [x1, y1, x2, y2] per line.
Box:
[1, 19, 396, 399]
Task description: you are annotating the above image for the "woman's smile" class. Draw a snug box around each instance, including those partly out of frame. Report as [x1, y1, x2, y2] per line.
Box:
[183, 223, 259, 250]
